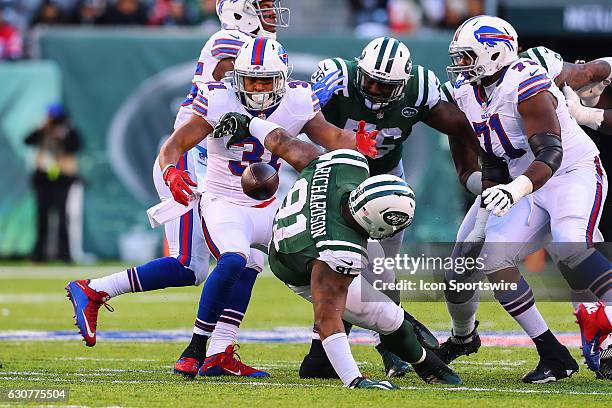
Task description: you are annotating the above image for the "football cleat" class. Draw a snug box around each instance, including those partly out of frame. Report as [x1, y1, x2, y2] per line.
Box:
[376, 344, 412, 378]
[199, 344, 270, 378]
[596, 345, 612, 380]
[348, 377, 399, 390]
[65, 279, 113, 347]
[575, 302, 612, 371]
[299, 352, 339, 379]
[173, 357, 202, 379]
[404, 311, 440, 350]
[521, 343, 579, 384]
[412, 348, 462, 385]
[435, 321, 481, 364]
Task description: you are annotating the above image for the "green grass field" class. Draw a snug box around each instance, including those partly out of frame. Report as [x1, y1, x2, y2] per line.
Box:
[1, 265, 611, 407]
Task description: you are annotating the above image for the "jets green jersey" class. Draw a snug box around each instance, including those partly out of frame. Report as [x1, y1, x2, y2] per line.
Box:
[313, 58, 441, 175]
[269, 149, 370, 287]
[440, 46, 564, 104]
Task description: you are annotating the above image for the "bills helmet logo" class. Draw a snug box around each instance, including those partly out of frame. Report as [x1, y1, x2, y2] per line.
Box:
[278, 45, 289, 66]
[474, 26, 515, 50]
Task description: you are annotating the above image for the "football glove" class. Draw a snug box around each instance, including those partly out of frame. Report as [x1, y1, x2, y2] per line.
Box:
[482, 175, 533, 217]
[163, 166, 197, 206]
[576, 79, 611, 107]
[563, 85, 604, 130]
[355, 120, 378, 158]
[213, 112, 252, 148]
[312, 69, 345, 108]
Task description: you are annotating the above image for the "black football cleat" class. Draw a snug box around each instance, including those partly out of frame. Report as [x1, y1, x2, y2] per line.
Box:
[299, 352, 339, 379]
[412, 348, 462, 385]
[596, 346, 612, 380]
[404, 311, 439, 350]
[435, 321, 481, 364]
[522, 346, 579, 384]
[376, 344, 412, 378]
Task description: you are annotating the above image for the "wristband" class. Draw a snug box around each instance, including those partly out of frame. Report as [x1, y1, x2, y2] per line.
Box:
[249, 117, 281, 145]
[161, 164, 176, 183]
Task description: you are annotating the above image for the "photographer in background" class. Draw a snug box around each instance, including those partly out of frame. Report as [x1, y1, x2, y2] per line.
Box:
[25, 103, 81, 263]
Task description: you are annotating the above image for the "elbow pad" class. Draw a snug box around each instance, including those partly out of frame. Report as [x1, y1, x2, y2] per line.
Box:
[528, 132, 563, 175]
[481, 149, 510, 184]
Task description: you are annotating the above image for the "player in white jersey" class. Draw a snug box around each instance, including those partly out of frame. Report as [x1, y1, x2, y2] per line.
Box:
[438, 15, 612, 383]
[65, 0, 290, 379]
[439, 47, 612, 378]
[159, 36, 378, 378]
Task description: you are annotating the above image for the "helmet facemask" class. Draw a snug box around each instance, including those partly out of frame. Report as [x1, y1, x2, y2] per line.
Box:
[447, 47, 485, 85]
[356, 66, 409, 111]
[244, 0, 290, 38]
[234, 69, 287, 111]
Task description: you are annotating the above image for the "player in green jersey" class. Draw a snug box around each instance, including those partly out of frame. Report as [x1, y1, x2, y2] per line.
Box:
[213, 111, 462, 389]
[303, 36, 481, 378]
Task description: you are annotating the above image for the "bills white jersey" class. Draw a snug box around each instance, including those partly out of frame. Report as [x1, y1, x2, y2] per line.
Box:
[453, 58, 599, 179]
[192, 79, 321, 206]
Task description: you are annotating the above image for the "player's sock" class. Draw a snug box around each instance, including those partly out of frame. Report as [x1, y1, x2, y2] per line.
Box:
[207, 267, 258, 356]
[380, 320, 426, 363]
[446, 291, 479, 337]
[194, 253, 246, 344]
[88, 257, 196, 297]
[321, 333, 361, 386]
[180, 333, 209, 361]
[565, 251, 612, 302]
[495, 277, 548, 338]
[307, 320, 353, 358]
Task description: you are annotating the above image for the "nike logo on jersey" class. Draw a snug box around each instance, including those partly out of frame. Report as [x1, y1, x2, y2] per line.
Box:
[529, 70, 538, 76]
[341, 260, 354, 266]
[229, 33, 240, 40]
[565, 168, 578, 174]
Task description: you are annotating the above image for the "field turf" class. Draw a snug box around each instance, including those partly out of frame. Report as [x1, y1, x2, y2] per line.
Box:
[1, 265, 611, 407]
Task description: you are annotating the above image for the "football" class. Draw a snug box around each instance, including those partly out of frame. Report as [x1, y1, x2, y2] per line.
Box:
[241, 162, 279, 200]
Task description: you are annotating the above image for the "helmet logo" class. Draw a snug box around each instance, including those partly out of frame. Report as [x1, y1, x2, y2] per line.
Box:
[401, 107, 418, 118]
[383, 211, 410, 226]
[474, 26, 514, 50]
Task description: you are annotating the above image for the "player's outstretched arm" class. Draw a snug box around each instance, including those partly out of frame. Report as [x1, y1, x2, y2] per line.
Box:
[159, 114, 212, 171]
[556, 58, 612, 93]
[264, 127, 324, 172]
[422, 100, 481, 193]
[563, 85, 612, 135]
[301, 112, 377, 157]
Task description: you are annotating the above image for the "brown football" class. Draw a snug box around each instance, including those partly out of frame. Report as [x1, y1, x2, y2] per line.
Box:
[241, 162, 279, 200]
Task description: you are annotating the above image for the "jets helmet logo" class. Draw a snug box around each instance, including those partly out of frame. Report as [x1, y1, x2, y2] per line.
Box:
[383, 210, 410, 226]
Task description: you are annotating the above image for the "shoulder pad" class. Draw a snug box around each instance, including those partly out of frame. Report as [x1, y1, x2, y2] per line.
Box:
[193, 82, 235, 123]
[208, 29, 249, 60]
[521, 46, 564, 80]
[312, 58, 352, 97]
[284, 80, 321, 118]
[507, 60, 553, 103]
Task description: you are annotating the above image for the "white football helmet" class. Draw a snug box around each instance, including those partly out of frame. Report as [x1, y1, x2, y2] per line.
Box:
[233, 37, 290, 111]
[216, 0, 290, 39]
[348, 175, 416, 240]
[356, 37, 413, 111]
[447, 15, 519, 85]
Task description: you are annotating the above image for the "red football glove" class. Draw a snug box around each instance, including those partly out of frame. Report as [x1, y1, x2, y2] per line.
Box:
[163, 166, 197, 206]
[355, 120, 378, 158]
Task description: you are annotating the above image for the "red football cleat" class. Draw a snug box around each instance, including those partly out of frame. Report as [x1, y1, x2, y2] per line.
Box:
[575, 302, 612, 371]
[174, 357, 202, 379]
[199, 344, 270, 377]
[65, 279, 113, 347]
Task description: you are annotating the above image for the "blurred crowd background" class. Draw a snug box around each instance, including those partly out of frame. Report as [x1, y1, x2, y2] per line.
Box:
[0, 0, 489, 60]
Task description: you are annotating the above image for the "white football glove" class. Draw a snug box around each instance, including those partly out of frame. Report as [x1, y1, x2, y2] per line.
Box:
[576, 80, 610, 107]
[482, 175, 533, 217]
[563, 85, 605, 130]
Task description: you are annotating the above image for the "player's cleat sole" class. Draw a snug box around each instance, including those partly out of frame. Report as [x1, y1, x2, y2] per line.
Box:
[199, 344, 270, 378]
[173, 357, 201, 380]
[65, 280, 112, 347]
[298, 353, 339, 379]
[404, 311, 439, 350]
[435, 321, 481, 364]
[349, 377, 399, 390]
[376, 344, 412, 378]
[412, 349, 462, 385]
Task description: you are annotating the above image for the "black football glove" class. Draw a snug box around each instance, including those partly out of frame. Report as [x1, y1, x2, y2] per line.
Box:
[212, 112, 252, 148]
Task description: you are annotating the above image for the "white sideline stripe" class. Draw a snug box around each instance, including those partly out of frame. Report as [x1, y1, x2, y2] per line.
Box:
[0, 375, 610, 396]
